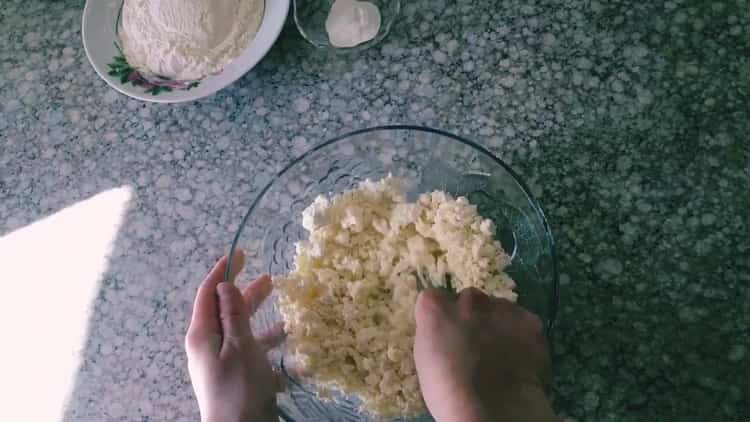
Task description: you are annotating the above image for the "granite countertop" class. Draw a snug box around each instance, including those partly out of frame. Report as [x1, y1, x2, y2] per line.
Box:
[1, 0, 748, 420]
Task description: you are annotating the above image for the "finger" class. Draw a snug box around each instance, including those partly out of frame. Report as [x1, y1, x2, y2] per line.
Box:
[457, 287, 492, 318]
[279, 355, 310, 386]
[521, 309, 545, 336]
[418, 288, 454, 307]
[217, 282, 252, 339]
[224, 248, 246, 283]
[489, 297, 534, 323]
[414, 288, 454, 328]
[242, 274, 273, 315]
[187, 250, 244, 346]
[256, 323, 286, 351]
[520, 310, 549, 360]
[273, 368, 287, 393]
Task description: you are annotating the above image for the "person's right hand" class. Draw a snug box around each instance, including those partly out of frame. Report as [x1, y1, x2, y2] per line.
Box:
[413, 287, 558, 422]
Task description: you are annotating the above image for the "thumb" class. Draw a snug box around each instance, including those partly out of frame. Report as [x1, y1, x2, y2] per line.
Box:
[216, 282, 252, 339]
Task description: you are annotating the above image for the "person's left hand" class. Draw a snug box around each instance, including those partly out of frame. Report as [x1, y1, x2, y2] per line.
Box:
[185, 250, 285, 422]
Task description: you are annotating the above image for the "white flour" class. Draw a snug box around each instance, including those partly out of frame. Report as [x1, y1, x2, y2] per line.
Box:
[120, 0, 264, 81]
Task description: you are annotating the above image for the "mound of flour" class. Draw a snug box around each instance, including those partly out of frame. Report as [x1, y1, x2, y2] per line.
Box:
[120, 0, 264, 80]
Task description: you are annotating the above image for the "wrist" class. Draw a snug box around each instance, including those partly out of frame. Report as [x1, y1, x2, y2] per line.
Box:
[203, 415, 276, 422]
[202, 406, 278, 422]
[462, 383, 558, 422]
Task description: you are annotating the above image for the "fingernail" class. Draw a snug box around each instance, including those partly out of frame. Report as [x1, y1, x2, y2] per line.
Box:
[216, 282, 231, 296]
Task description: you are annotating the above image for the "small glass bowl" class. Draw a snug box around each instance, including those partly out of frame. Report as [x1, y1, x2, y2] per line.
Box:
[293, 0, 401, 52]
[228, 126, 559, 421]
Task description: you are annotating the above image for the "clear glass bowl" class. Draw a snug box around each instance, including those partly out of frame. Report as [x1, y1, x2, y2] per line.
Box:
[227, 126, 559, 421]
[293, 0, 401, 52]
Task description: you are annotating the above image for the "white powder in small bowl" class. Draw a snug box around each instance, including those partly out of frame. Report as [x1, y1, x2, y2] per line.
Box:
[325, 0, 381, 48]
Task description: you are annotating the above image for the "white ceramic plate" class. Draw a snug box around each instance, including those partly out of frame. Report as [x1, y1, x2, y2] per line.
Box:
[82, 0, 290, 103]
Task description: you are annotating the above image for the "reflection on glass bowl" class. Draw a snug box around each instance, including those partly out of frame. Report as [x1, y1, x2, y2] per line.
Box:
[227, 126, 559, 421]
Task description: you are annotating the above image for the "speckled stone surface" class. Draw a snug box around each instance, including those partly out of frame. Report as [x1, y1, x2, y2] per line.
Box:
[1, 0, 749, 420]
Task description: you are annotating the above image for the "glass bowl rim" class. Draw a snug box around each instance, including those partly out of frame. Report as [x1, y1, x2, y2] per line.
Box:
[226, 124, 560, 333]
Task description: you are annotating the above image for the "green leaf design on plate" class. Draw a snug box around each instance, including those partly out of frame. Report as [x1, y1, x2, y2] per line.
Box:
[145, 85, 173, 95]
[107, 54, 199, 96]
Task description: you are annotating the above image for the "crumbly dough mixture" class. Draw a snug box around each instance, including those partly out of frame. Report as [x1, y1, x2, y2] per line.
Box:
[276, 177, 516, 418]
